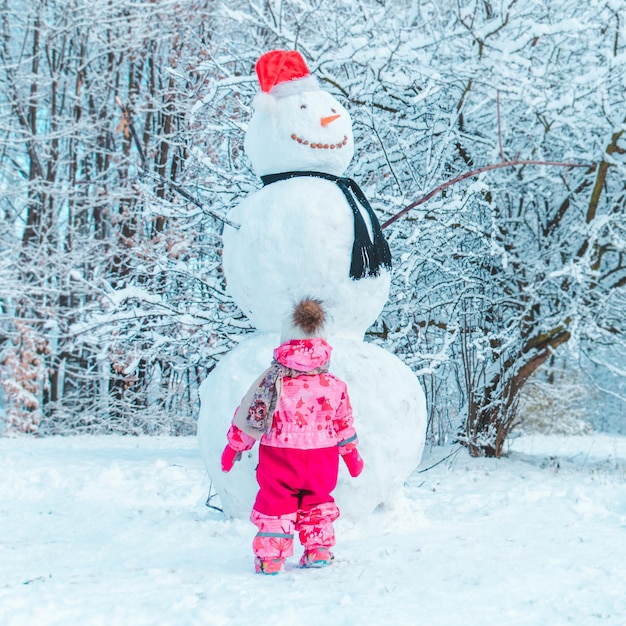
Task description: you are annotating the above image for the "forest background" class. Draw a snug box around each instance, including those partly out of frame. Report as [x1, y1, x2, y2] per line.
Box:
[1, 0, 626, 457]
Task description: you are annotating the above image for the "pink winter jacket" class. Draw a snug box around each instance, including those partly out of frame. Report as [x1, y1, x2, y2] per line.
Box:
[226, 338, 357, 455]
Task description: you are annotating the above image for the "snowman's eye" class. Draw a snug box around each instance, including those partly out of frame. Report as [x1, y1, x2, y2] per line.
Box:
[300, 104, 307, 110]
[331, 108, 337, 113]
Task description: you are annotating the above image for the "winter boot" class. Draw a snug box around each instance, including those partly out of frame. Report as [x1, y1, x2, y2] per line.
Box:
[254, 556, 285, 575]
[299, 546, 334, 568]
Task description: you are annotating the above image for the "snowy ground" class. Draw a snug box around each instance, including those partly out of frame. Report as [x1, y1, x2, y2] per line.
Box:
[1, 433, 626, 626]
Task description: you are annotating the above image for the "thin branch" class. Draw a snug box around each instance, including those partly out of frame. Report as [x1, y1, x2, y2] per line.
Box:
[139, 169, 241, 230]
[497, 90, 505, 161]
[381, 158, 592, 229]
[417, 445, 463, 473]
[382, 92, 594, 229]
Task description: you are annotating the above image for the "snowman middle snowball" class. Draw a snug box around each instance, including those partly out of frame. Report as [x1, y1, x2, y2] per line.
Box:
[223, 50, 391, 339]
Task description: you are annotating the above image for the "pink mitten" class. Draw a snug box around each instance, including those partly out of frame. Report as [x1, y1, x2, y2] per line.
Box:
[221, 445, 241, 472]
[342, 448, 364, 477]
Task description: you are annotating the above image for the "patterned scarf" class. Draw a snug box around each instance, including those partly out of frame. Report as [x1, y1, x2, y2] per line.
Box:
[233, 359, 330, 439]
[260, 170, 392, 280]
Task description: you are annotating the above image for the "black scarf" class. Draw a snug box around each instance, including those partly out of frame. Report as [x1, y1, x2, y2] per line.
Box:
[261, 170, 392, 280]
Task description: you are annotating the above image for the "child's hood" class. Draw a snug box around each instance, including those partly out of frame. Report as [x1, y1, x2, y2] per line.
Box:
[273, 338, 332, 372]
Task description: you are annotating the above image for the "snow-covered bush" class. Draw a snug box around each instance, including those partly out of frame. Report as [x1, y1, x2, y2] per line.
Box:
[516, 363, 594, 436]
[0, 321, 49, 433]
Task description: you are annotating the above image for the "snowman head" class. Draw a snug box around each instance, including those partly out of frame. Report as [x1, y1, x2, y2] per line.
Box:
[245, 50, 354, 178]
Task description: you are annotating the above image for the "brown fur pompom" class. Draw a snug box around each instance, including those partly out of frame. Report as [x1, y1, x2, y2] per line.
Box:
[292, 298, 326, 336]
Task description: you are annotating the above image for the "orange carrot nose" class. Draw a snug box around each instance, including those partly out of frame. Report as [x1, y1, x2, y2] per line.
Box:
[320, 114, 341, 127]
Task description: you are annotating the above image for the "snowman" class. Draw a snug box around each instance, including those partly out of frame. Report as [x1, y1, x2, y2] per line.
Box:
[198, 50, 426, 521]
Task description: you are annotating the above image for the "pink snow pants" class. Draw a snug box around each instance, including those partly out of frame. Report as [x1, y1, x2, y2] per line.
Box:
[250, 445, 340, 560]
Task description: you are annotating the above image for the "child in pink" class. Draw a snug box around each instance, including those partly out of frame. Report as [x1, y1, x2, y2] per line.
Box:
[221, 298, 364, 575]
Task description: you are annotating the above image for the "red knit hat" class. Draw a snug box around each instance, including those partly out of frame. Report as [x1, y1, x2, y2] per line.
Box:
[255, 50, 318, 97]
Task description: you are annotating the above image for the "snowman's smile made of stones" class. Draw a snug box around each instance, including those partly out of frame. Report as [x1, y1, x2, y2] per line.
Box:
[290, 109, 349, 150]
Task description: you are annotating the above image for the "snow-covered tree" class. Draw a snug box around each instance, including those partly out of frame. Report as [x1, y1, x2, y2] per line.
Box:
[0, 0, 234, 433]
[369, 0, 626, 454]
